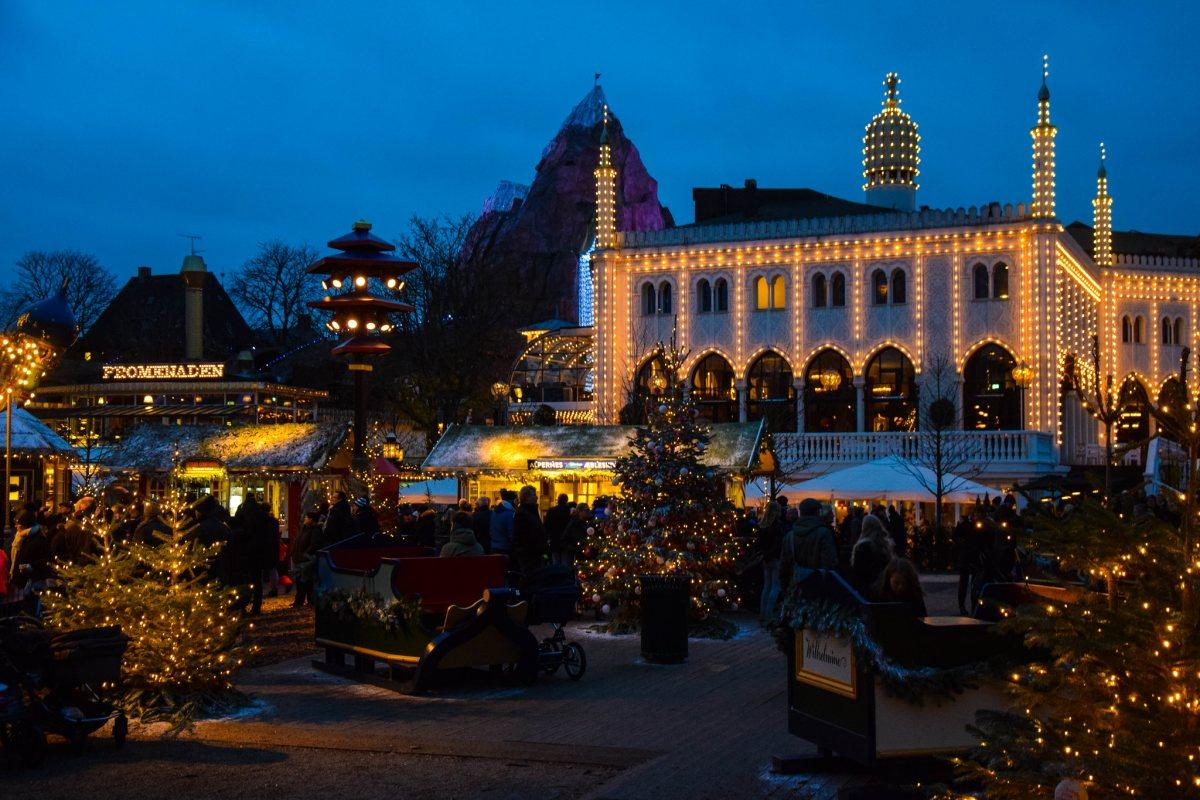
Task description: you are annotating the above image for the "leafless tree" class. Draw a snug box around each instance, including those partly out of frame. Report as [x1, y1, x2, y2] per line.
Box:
[379, 214, 523, 445]
[3, 250, 117, 333]
[892, 352, 988, 532]
[1070, 335, 1124, 501]
[230, 240, 321, 346]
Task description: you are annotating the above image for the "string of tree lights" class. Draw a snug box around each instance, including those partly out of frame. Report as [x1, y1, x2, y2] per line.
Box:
[578, 335, 742, 633]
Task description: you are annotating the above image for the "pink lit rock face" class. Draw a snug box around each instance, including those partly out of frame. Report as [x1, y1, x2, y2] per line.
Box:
[462, 86, 671, 324]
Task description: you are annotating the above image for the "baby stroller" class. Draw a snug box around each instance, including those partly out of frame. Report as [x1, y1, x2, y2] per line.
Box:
[521, 565, 586, 681]
[0, 613, 128, 758]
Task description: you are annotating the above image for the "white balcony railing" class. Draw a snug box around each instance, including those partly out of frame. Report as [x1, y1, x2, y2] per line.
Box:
[773, 430, 1057, 473]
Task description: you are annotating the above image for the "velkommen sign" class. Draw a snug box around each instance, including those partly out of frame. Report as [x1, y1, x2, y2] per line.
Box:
[101, 363, 226, 380]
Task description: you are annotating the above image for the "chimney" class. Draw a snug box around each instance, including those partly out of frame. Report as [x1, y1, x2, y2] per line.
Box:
[137, 266, 151, 280]
[180, 254, 206, 361]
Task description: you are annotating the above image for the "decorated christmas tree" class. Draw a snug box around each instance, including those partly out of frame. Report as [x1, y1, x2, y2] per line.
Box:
[42, 510, 249, 733]
[579, 339, 742, 634]
[942, 501, 1199, 798]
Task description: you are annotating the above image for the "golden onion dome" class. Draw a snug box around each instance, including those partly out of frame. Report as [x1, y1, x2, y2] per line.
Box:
[862, 73, 920, 192]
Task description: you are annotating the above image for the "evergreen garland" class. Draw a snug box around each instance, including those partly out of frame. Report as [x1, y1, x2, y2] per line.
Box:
[316, 587, 424, 637]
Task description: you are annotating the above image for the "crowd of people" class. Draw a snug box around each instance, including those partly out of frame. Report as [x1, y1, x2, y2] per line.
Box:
[746, 493, 1029, 620]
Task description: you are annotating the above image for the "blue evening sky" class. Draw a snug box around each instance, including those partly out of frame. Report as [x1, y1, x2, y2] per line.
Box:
[2, 1, 1197, 282]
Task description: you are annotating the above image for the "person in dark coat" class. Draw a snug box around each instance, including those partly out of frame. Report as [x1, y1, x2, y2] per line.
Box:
[133, 500, 172, 546]
[354, 496, 381, 538]
[756, 499, 786, 620]
[290, 510, 321, 607]
[415, 507, 437, 548]
[11, 523, 53, 593]
[234, 494, 278, 615]
[512, 485, 548, 576]
[558, 504, 590, 568]
[489, 491, 516, 557]
[440, 511, 484, 557]
[850, 514, 895, 599]
[471, 497, 492, 554]
[881, 557, 928, 617]
[885, 503, 908, 558]
[542, 494, 573, 564]
[323, 491, 355, 545]
[778, 498, 839, 597]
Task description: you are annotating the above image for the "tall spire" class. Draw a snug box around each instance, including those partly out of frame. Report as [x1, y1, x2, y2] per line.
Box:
[1093, 142, 1113, 267]
[862, 72, 920, 212]
[594, 103, 618, 249]
[1030, 54, 1058, 219]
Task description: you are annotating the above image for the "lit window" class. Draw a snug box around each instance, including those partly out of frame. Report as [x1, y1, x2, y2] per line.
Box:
[992, 262, 1009, 299]
[872, 269, 888, 305]
[754, 276, 770, 310]
[771, 276, 786, 309]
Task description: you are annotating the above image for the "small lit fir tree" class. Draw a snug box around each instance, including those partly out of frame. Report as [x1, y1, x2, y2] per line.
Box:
[942, 501, 1200, 799]
[579, 339, 742, 634]
[42, 510, 249, 733]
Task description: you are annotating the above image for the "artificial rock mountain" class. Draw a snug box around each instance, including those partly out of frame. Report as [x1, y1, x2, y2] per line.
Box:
[462, 85, 672, 324]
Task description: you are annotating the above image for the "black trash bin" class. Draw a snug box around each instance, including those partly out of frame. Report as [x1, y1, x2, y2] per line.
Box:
[639, 574, 690, 664]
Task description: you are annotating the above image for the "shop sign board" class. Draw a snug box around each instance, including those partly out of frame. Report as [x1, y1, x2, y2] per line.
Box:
[795, 628, 857, 699]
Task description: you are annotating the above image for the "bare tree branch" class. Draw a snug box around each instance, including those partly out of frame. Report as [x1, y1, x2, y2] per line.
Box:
[3, 250, 117, 333]
[230, 240, 322, 346]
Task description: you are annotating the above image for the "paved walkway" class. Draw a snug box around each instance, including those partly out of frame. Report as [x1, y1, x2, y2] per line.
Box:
[173, 617, 891, 800]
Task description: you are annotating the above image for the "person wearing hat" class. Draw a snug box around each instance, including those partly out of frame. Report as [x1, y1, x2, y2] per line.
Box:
[777, 497, 839, 607]
[353, 496, 380, 538]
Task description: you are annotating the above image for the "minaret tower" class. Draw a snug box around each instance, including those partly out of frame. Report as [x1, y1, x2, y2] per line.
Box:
[862, 72, 920, 211]
[594, 104, 618, 249]
[1093, 143, 1113, 267]
[1030, 55, 1058, 219]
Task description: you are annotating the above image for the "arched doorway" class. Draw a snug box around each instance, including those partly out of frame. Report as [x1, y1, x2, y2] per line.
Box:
[962, 344, 1021, 430]
[864, 347, 917, 431]
[803, 349, 856, 432]
[746, 351, 796, 433]
[1116, 378, 1150, 445]
[690, 353, 737, 423]
[1157, 377, 1187, 443]
[635, 355, 668, 398]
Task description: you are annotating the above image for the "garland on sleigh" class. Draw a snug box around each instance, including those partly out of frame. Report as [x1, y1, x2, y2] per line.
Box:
[775, 594, 1010, 705]
[316, 587, 424, 637]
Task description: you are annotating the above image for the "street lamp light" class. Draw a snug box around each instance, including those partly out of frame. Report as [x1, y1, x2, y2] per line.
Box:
[1, 287, 77, 529]
[1011, 361, 1034, 430]
[307, 221, 416, 477]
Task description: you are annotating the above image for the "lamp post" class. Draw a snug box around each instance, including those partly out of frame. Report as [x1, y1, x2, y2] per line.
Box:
[1, 288, 78, 530]
[307, 221, 416, 478]
[1012, 360, 1034, 429]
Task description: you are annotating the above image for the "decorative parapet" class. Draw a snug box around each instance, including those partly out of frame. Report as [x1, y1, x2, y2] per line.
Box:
[619, 202, 1030, 249]
[1113, 254, 1200, 272]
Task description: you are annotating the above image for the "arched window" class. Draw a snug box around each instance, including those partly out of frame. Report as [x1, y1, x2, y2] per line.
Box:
[872, 269, 888, 305]
[658, 282, 672, 315]
[641, 283, 656, 316]
[803, 349, 855, 432]
[635, 355, 668, 397]
[890, 269, 907, 304]
[690, 353, 737, 423]
[714, 278, 729, 312]
[864, 347, 917, 431]
[992, 262, 1009, 300]
[1134, 316, 1144, 344]
[747, 351, 796, 433]
[831, 273, 846, 307]
[962, 344, 1020, 430]
[771, 276, 787, 309]
[697, 279, 712, 314]
[812, 272, 827, 308]
[754, 276, 770, 310]
[1117, 378, 1149, 445]
[1121, 315, 1132, 343]
[973, 263, 989, 300]
[1175, 317, 1185, 347]
[1162, 316, 1173, 345]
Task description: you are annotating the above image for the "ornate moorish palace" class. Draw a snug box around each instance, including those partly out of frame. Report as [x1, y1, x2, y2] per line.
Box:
[515, 64, 1199, 486]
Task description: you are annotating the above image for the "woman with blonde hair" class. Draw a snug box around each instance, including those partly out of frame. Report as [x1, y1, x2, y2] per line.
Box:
[851, 513, 895, 598]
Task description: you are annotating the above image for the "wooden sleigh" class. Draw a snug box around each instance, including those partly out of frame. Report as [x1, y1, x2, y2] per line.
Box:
[313, 535, 538, 690]
[780, 570, 1014, 767]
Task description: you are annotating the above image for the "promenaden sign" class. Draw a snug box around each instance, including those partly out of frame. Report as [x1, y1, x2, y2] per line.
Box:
[101, 363, 226, 380]
[527, 458, 617, 472]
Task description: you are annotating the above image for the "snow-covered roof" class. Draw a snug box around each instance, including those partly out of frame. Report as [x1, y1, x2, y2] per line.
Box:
[101, 422, 349, 472]
[0, 407, 74, 455]
[422, 421, 765, 473]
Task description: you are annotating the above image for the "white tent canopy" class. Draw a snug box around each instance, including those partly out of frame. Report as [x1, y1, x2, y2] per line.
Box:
[778, 456, 1004, 504]
[397, 478, 458, 505]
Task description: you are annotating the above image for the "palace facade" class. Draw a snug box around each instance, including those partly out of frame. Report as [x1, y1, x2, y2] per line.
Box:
[581, 66, 1198, 485]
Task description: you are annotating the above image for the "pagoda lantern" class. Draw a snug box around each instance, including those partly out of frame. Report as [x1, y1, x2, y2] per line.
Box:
[308, 220, 416, 472]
